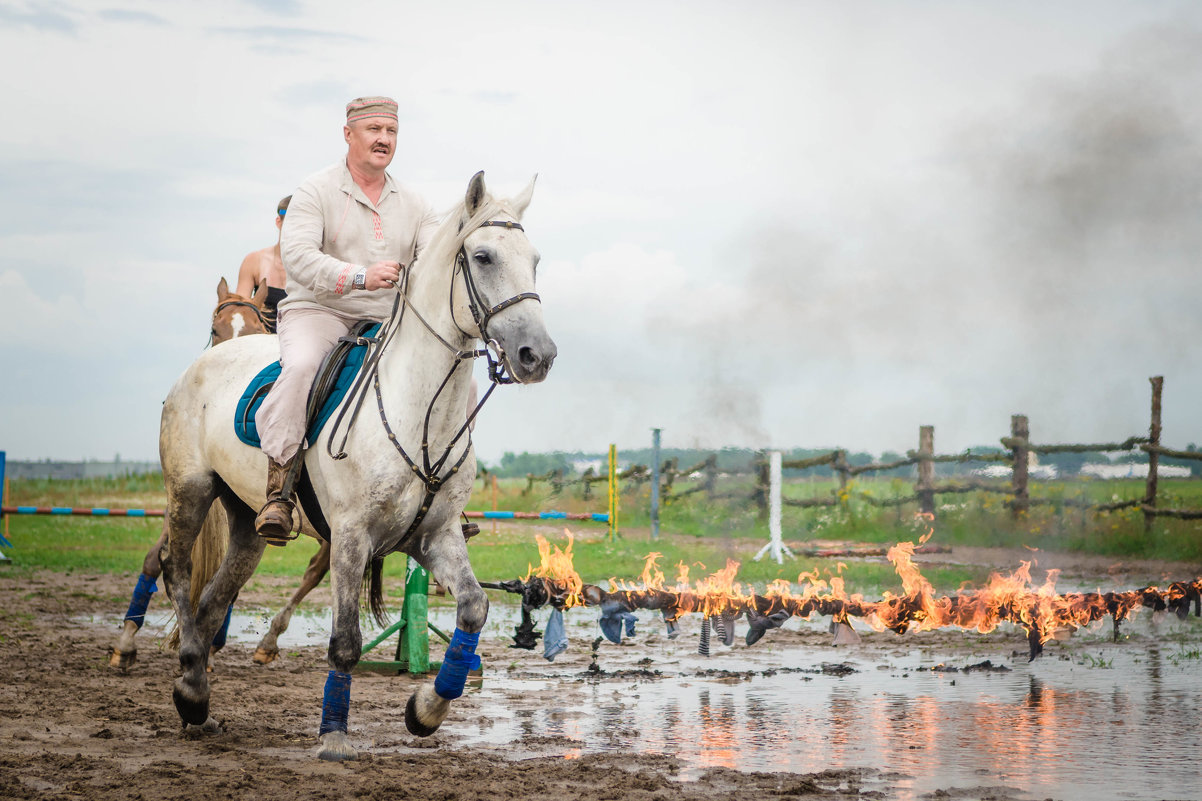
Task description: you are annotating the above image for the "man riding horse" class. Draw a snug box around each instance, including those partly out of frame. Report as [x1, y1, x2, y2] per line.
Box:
[253, 96, 439, 546]
[159, 92, 554, 759]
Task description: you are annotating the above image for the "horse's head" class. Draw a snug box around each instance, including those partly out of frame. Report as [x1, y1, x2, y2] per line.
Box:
[211, 277, 270, 345]
[449, 172, 557, 384]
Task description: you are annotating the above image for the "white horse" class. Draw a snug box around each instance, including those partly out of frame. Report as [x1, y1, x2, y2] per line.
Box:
[159, 172, 555, 761]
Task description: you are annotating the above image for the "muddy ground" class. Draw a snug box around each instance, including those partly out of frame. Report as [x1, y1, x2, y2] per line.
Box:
[1, 545, 1198, 801]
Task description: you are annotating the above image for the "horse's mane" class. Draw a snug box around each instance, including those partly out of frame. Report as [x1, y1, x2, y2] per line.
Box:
[416, 190, 521, 279]
[378, 184, 524, 340]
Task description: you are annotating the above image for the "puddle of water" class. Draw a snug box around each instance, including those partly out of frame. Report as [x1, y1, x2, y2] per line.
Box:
[87, 604, 1202, 801]
[454, 614, 1202, 801]
[98, 602, 574, 650]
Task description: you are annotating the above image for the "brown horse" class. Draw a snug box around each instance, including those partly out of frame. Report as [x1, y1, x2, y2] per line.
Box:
[110, 278, 334, 667]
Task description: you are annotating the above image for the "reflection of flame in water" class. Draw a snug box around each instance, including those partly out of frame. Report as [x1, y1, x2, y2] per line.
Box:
[525, 522, 1202, 648]
[697, 690, 738, 770]
[563, 749, 581, 760]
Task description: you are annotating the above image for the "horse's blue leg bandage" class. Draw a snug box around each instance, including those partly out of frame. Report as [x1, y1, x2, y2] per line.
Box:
[210, 604, 234, 650]
[434, 628, 481, 700]
[319, 670, 352, 735]
[123, 573, 158, 629]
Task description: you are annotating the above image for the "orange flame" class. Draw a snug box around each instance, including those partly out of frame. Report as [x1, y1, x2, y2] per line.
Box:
[524, 529, 585, 608]
[527, 529, 1189, 647]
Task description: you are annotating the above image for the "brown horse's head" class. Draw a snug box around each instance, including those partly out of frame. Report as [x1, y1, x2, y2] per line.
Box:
[211, 277, 270, 345]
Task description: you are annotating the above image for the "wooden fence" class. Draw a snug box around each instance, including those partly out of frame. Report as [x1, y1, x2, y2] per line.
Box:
[520, 376, 1202, 526]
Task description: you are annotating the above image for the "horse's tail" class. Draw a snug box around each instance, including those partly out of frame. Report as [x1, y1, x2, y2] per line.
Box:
[190, 501, 229, 613]
[364, 556, 388, 628]
[167, 501, 229, 649]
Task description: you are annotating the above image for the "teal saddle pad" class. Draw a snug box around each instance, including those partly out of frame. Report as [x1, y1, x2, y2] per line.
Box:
[234, 323, 380, 448]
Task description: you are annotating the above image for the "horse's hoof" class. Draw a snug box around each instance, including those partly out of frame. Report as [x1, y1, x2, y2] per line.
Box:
[184, 716, 222, 736]
[404, 687, 448, 738]
[109, 648, 136, 670]
[252, 648, 278, 665]
[172, 680, 210, 726]
[317, 731, 358, 761]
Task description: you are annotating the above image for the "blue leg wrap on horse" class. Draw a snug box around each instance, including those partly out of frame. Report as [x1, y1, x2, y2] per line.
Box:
[434, 628, 481, 700]
[318, 670, 352, 735]
[123, 573, 158, 628]
[210, 604, 234, 650]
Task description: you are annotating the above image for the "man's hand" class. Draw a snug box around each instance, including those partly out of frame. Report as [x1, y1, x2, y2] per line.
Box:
[364, 260, 402, 290]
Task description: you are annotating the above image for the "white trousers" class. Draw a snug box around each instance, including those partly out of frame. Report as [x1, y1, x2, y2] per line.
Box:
[255, 306, 363, 465]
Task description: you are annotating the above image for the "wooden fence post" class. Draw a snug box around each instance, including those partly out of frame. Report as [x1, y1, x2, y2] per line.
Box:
[834, 449, 850, 491]
[704, 454, 718, 499]
[916, 426, 935, 516]
[1144, 376, 1163, 532]
[662, 457, 678, 502]
[1010, 415, 1029, 518]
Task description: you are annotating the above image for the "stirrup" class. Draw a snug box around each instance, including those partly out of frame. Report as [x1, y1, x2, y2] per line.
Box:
[461, 522, 480, 540]
[256, 498, 299, 546]
[261, 531, 299, 547]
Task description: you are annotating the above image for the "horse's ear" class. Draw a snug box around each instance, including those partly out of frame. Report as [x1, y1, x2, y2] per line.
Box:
[217, 277, 231, 301]
[465, 171, 486, 217]
[511, 174, 537, 220]
[251, 280, 269, 308]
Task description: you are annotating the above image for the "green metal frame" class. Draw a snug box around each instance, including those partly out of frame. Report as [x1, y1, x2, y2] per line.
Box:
[357, 557, 451, 674]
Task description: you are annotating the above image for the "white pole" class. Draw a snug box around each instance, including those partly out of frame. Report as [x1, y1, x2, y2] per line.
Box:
[754, 450, 794, 564]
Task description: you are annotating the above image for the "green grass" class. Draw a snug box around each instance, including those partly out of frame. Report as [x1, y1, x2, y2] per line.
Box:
[4, 473, 1200, 601]
[0, 512, 991, 600]
[463, 527, 989, 597]
[1168, 645, 1202, 665]
[594, 475, 1202, 562]
[1076, 653, 1114, 669]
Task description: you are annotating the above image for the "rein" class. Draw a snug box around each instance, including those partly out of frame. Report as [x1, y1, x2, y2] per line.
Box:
[325, 217, 541, 544]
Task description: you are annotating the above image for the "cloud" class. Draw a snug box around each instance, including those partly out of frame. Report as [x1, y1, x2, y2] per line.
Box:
[240, 0, 301, 14]
[0, 270, 85, 346]
[0, 1, 76, 33]
[211, 24, 365, 45]
[98, 8, 168, 25]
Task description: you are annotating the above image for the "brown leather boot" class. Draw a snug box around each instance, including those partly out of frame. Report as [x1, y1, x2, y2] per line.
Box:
[255, 455, 297, 546]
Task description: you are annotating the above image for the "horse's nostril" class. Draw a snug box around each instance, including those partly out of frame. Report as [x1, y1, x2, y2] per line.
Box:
[519, 346, 537, 367]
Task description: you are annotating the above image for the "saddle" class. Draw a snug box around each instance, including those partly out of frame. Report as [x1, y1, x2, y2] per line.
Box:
[234, 321, 380, 449]
[234, 321, 481, 543]
[235, 321, 381, 540]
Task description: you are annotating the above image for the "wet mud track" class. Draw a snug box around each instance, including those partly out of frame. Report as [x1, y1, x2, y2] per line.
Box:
[2, 562, 1200, 801]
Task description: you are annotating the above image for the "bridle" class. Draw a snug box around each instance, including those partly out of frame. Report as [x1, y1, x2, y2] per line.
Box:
[209, 298, 269, 346]
[325, 215, 542, 544]
[454, 220, 541, 377]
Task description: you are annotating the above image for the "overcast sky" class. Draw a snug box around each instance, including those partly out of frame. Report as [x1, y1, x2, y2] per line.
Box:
[2, 0, 1201, 465]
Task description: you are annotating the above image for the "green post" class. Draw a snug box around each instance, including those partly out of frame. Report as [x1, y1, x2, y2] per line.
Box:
[398, 558, 430, 672]
[357, 556, 448, 674]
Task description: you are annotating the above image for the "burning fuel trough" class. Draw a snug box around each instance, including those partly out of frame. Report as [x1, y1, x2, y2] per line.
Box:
[484, 532, 1202, 661]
